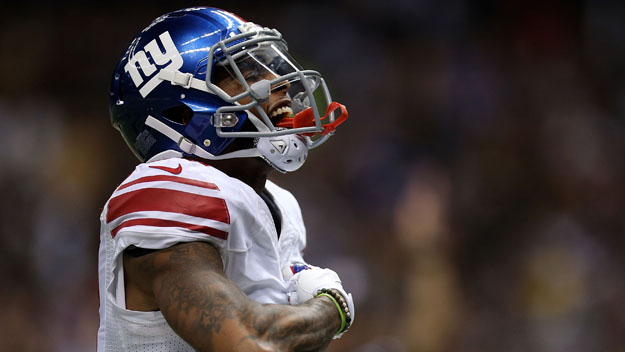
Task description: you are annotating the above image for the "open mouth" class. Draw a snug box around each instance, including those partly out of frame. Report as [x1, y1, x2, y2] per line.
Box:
[268, 98, 293, 123]
[270, 105, 293, 119]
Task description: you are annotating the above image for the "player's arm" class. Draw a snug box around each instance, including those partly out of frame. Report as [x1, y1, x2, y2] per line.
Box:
[123, 241, 340, 352]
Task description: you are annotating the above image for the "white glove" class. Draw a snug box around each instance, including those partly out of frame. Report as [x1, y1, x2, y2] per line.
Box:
[283, 263, 355, 337]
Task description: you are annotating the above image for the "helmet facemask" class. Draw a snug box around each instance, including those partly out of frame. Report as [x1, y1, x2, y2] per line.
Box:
[205, 24, 345, 146]
[148, 22, 347, 172]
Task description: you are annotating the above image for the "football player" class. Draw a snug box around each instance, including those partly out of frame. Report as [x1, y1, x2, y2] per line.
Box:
[98, 7, 354, 352]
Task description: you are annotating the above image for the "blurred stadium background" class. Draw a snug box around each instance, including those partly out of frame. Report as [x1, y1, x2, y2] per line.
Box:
[1, 0, 625, 351]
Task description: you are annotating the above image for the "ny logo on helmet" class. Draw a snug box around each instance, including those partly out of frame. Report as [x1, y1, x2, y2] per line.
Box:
[124, 31, 183, 97]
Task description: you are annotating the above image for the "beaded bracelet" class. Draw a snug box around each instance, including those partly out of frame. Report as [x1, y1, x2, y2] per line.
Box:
[316, 288, 352, 334]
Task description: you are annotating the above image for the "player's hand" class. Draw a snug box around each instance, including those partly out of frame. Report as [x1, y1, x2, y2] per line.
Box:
[282, 263, 355, 330]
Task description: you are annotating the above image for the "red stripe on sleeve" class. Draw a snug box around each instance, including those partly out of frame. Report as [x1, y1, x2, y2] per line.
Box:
[118, 175, 219, 191]
[106, 188, 230, 224]
[111, 218, 228, 239]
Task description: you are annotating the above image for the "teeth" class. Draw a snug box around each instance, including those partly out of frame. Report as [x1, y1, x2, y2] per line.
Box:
[271, 106, 293, 118]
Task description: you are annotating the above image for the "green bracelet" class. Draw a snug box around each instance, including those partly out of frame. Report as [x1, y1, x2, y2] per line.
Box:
[317, 293, 347, 334]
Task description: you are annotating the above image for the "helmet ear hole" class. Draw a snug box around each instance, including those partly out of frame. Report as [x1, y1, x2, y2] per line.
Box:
[162, 105, 193, 125]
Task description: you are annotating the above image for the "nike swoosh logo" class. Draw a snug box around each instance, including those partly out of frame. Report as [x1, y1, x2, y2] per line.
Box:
[149, 164, 182, 175]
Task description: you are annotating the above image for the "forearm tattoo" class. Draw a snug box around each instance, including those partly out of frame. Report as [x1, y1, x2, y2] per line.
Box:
[141, 242, 339, 352]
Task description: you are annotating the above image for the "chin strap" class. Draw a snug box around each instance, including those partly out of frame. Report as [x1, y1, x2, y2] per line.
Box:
[145, 115, 260, 160]
[158, 69, 212, 93]
[145, 115, 308, 173]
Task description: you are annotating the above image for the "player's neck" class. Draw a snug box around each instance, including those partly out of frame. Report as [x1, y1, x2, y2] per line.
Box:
[205, 157, 272, 194]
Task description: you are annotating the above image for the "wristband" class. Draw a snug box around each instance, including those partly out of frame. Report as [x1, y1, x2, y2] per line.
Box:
[317, 293, 346, 334]
[316, 288, 352, 335]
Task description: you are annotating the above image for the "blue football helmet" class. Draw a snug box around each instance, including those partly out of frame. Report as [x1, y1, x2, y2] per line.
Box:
[109, 7, 347, 172]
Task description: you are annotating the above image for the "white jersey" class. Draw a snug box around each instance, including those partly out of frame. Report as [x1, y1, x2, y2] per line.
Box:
[97, 152, 308, 351]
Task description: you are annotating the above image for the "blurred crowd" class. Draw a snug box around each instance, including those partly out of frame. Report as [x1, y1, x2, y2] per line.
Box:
[1, 1, 624, 351]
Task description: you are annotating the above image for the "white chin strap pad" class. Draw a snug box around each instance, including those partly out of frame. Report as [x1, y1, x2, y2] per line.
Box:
[256, 134, 309, 173]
